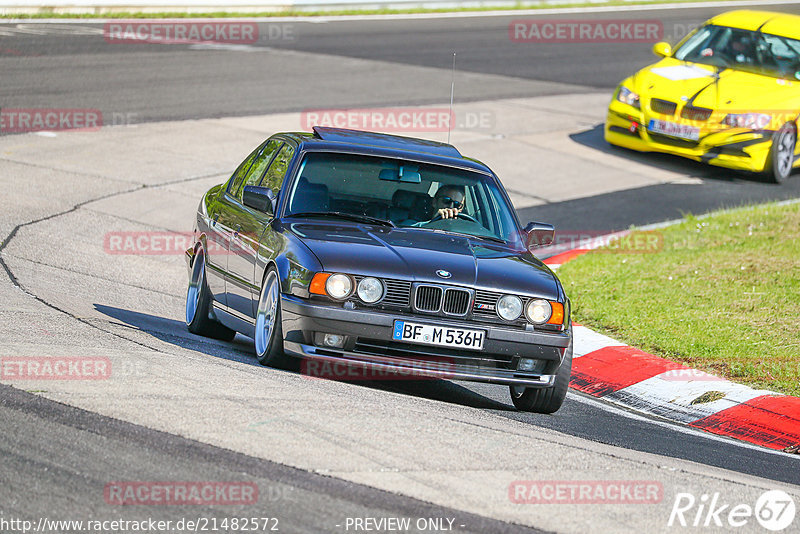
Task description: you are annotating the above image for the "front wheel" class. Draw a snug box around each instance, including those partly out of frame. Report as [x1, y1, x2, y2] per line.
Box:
[510, 341, 572, 414]
[764, 123, 797, 184]
[186, 250, 236, 341]
[254, 267, 293, 369]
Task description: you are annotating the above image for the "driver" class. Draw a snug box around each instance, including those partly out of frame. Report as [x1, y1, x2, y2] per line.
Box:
[733, 35, 755, 62]
[701, 33, 756, 64]
[427, 184, 465, 221]
[725, 33, 756, 64]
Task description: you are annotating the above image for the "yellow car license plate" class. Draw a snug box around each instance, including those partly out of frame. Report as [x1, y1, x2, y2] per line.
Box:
[648, 119, 700, 141]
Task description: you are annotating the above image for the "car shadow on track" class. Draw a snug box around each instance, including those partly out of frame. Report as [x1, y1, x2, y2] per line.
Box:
[354, 379, 512, 411]
[570, 123, 760, 181]
[520, 124, 800, 233]
[94, 303, 263, 367]
[93, 303, 510, 411]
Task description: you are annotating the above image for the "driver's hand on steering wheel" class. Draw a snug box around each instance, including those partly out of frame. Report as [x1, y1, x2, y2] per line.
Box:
[437, 206, 462, 219]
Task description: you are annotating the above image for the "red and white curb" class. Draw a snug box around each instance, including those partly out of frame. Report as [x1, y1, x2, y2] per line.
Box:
[541, 233, 800, 453]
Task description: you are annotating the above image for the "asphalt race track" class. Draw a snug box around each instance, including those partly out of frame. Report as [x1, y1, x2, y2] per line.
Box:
[1, 3, 800, 533]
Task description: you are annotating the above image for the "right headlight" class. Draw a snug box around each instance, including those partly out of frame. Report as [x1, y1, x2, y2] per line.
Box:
[616, 86, 640, 109]
[721, 113, 771, 130]
[496, 295, 523, 321]
[525, 299, 552, 324]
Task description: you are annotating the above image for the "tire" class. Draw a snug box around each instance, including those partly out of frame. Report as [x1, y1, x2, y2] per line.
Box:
[509, 340, 573, 414]
[254, 267, 293, 369]
[764, 123, 797, 184]
[186, 249, 236, 341]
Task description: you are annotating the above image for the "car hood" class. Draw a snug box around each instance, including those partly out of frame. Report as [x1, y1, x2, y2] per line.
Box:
[285, 221, 560, 300]
[630, 58, 800, 111]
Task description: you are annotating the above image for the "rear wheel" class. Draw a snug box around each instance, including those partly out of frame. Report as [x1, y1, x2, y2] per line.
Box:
[764, 123, 797, 184]
[254, 267, 293, 369]
[510, 341, 572, 414]
[186, 250, 236, 341]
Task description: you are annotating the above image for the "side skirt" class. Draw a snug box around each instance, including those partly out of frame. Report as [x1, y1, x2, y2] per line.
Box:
[212, 302, 256, 339]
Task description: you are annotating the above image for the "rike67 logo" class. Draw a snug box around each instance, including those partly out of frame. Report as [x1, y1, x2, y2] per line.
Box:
[668, 490, 796, 531]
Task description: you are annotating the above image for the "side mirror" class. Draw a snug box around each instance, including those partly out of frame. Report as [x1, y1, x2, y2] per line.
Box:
[523, 222, 554, 251]
[243, 185, 276, 215]
[652, 41, 671, 58]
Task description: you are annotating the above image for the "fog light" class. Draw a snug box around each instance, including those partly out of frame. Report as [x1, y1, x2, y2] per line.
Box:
[518, 358, 536, 371]
[323, 334, 345, 348]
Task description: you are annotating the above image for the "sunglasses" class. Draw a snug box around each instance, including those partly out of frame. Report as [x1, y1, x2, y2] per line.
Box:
[436, 196, 464, 209]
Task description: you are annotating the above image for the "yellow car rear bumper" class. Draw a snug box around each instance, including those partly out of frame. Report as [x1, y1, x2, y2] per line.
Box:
[604, 101, 776, 174]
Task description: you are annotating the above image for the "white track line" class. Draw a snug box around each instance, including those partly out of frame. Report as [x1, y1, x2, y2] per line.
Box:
[568, 390, 800, 459]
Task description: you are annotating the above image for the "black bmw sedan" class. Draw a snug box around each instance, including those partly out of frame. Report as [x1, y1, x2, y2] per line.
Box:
[185, 127, 573, 413]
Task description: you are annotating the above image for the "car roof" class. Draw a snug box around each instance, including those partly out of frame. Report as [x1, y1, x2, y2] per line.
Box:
[707, 10, 800, 38]
[313, 126, 463, 158]
[277, 127, 493, 174]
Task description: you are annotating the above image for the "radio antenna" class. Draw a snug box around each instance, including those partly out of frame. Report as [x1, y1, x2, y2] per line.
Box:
[448, 52, 456, 144]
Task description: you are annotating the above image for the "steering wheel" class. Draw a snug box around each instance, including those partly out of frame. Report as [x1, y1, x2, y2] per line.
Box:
[429, 211, 478, 223]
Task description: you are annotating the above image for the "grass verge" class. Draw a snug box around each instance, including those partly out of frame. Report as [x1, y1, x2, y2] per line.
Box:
[557, 201, 800, 397]
[0, 0, 748, 19]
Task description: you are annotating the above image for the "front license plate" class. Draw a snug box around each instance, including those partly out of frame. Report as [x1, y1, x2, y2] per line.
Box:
[647, 119, 700, 141]
[392, 320, 485, 351]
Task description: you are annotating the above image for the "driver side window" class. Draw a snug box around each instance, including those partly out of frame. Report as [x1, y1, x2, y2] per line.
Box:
[259, 144, 295, 193]
[233, 140, 282, 202]
[226, 142, 266, 197]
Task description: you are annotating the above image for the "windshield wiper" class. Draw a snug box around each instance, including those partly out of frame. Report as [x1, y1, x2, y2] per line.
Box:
[288, 211, 395, 227]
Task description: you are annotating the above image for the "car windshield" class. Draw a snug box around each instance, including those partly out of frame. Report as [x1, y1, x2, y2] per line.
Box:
[284, 151, 520, 243]
[674, 25, 800, 80]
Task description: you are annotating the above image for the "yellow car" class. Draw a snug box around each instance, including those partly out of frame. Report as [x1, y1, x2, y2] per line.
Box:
[605, 10, 800, 183]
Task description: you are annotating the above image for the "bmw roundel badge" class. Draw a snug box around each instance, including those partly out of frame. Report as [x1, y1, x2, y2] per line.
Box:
[436, 270, 452, 279]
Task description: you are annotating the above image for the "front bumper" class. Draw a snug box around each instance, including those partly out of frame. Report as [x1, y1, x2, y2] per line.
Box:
[280, 294, 571, 387]
[605, 101, 776, 173]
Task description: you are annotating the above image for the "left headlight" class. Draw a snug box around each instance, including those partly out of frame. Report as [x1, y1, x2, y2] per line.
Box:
[721, 113, 771, 130]
[357, 277, 384, 303]
[616, 86, 640, 109]
[525, 299, 552, 324]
